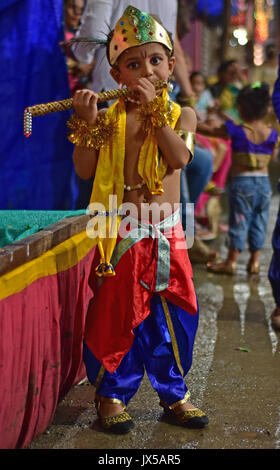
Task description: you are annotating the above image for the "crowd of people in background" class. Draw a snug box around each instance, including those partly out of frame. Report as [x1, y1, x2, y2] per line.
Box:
[61, 0, 280, 329]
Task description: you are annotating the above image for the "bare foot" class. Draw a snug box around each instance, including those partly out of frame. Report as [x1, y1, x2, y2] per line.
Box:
[207, 261, 236, 274]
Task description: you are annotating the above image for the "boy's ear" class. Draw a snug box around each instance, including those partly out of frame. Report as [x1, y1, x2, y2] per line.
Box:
[110, 67, 122, 85]
[168, 56, 176, 75]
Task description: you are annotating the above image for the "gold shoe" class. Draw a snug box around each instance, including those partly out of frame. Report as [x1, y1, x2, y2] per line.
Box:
[160, 401, 209, 429]
[207, 261, 237, 275]
[172, 408, 209, 429]
[99, 411, 135, 434]
[95, 396, 134, 434]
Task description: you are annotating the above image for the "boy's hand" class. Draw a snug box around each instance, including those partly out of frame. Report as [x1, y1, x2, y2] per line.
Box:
[132, 78, 157, 104]
[73, 89, 99, 125]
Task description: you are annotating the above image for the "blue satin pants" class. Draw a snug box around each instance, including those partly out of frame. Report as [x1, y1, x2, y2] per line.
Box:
[83, 294, 199, 407]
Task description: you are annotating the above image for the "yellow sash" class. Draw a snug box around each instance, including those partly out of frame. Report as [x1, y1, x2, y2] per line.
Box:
[89, 89, 181, 277]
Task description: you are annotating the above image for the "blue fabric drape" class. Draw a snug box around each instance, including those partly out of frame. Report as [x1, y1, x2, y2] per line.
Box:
[0, 0, 76, 209]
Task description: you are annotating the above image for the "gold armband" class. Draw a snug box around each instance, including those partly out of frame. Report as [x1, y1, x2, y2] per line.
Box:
[67, 113, 115, 149]
[175, 130, 195, 162]
[137, 96, 173, 133]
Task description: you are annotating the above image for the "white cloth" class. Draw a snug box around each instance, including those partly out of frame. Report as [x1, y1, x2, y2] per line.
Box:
[72, 0, 178, 92]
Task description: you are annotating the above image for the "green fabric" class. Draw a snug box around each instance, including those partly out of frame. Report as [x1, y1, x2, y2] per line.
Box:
[0, 210, 87, 248]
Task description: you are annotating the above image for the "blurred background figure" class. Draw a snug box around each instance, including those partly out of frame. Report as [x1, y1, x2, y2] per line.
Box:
[251, 43, 278, 96]
[190, 71, 216, 122]
[63, 0, 94, 94]
[209, 59, 247, 122]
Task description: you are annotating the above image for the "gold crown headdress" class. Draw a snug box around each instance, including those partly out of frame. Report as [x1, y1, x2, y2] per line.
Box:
[109, 5, 173, 65]
[68, 5, 173, 66]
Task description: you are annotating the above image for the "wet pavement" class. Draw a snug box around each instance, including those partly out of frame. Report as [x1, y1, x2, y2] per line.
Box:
[28, 184, 280, 452]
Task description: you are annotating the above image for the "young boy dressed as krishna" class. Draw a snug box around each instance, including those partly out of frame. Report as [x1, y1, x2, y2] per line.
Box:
[67, 5, 209, 434]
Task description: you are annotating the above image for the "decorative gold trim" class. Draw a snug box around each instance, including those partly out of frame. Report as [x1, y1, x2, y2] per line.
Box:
[175, 408, 207, 421]
[160, 296, 184, 376]
[175, 130, 195, 162]
[100, 411, 132, 429]
[169, 391, 191, 410]
[94, 366, 105, 390]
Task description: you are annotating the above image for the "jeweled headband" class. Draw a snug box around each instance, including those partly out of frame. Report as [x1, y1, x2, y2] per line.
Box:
[109, 5, 173, 65]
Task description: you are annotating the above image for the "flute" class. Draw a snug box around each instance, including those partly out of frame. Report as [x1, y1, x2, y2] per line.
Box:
[23, 80, 168, 137]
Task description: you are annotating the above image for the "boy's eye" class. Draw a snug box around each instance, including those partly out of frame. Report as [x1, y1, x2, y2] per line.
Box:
[127, 61, 139, 69]
[150, 56, 162, 65]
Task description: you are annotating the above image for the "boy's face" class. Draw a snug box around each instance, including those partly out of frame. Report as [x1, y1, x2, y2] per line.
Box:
[110, 42, 175, 91]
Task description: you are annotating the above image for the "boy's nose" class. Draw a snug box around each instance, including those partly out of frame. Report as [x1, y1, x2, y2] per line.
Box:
[141, 62, 153, 77]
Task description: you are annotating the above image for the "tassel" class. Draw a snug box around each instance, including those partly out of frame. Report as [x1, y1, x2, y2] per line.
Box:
[95, 262, 116, 277]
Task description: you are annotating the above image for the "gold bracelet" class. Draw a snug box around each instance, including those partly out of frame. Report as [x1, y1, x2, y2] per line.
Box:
[67, 113, 115, 149]
[137, 96, 173, 133]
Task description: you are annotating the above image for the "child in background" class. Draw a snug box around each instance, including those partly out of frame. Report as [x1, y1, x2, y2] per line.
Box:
[197, 82, 279, 274]
[190, 71, 216, 122]
[68, 6, 208, 434]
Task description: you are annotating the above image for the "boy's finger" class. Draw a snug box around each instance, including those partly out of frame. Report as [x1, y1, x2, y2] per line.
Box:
[138, 78, 155, 88]
[88, 93, 98, 108]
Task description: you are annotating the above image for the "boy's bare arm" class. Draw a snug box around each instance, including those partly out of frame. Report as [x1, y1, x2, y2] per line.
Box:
[155, 106, 197, 169]
[73, 146, 98, 180]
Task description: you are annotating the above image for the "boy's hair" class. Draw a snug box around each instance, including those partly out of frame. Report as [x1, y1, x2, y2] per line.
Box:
[236, 83, 270, 121]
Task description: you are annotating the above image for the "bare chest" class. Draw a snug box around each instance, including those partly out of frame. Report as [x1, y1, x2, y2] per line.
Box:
[124, 114, 147, 183]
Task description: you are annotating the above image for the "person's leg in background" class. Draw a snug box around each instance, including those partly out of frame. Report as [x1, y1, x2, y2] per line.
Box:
[180, 146, 217, 263]
[186, 145, 213, 206]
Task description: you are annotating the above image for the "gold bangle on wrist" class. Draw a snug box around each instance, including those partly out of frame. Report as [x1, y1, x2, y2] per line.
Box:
[137, 96, 173, 133]
[67, 113, 115, 149]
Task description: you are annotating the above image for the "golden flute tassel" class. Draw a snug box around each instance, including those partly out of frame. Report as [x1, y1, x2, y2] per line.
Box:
[23, 80, 168, 137]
